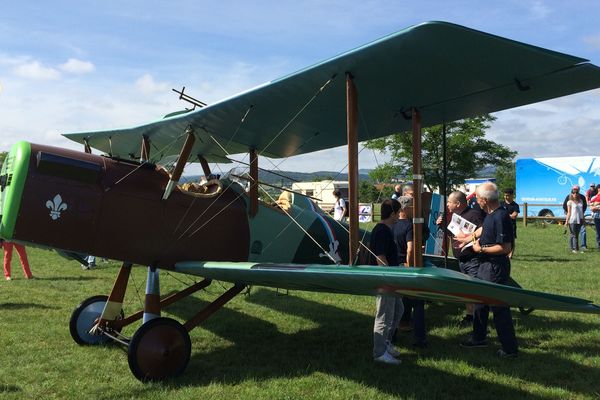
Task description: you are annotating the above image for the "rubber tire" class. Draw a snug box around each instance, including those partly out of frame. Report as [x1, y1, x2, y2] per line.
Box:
[539, 210, 555, 224]
[127, 317, 191, 382]
[69, 295, 121, 345]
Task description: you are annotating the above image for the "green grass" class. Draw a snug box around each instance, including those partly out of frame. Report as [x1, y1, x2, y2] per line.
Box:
[1, 222, 600, 399]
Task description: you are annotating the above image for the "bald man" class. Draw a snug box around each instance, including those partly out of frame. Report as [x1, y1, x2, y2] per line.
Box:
[459, 182, 518, 358]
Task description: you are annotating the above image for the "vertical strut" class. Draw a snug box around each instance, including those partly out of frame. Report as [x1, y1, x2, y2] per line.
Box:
[346, 73, 359, 265]
[198, 154, 211, 177]
[163, 127, 195, 200]
[140, 135, 150, 162]
[83, 139, 92, 154]
[249, 149, 258, 217]
[143, 266, 161, 323]
[100, 262, 132, 321]
[412, 108, 423, 268]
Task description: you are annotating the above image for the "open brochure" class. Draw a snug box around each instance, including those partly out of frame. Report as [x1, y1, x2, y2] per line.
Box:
[447, 213, 477, 249]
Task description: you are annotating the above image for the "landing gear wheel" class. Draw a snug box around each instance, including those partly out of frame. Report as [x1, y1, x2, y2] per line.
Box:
[69, 295, 122, 345]
[127, 317, 191, 382]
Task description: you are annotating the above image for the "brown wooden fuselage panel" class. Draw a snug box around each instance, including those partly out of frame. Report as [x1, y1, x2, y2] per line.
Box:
[13, 144, 250, 269]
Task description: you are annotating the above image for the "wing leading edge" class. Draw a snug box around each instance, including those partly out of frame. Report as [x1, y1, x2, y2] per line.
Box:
[64, 21, 600, 161]
[175, 262, 600, 314]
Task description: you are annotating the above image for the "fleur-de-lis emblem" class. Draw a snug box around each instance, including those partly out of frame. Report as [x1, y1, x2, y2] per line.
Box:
[46, 194, 67, 220]
[319, 240, 342, 264]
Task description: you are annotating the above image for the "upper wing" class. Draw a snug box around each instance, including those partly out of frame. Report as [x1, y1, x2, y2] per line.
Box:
[175, 261, 600, 314]
[64, 21, 600, 161]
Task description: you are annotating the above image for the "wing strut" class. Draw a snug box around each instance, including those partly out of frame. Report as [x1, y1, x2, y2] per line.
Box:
[412, 108, 424, 267]
[346, 73, 359, 265]
[140, 135, 150, 162]
[163, 127, 195, 200]
[198, 155, 211, 177]
[83, 138, 92, 154]
[249, 149, 258, 217]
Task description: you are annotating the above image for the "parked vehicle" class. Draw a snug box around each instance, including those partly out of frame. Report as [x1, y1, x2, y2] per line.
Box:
[516, 156, 600, 219]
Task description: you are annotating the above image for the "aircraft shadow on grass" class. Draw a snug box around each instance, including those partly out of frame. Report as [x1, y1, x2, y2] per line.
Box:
[130, 288, 600, 399]
[0, 302, 57, 311]
[0, 383, 22, 394]
[514, 255, 576, 263]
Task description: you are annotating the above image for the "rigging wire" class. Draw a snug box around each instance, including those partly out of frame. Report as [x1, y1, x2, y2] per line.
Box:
[258, 76, 336, 158]
[259, 186, 339, 264]
[110, 131, 189, 187]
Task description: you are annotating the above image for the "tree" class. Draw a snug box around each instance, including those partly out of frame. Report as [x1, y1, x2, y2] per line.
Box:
[495, 162, 516, 192]
[0, 151, 7, 169]
[364, 115, 517, 192]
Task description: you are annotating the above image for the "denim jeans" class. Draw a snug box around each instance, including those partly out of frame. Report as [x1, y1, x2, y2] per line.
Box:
[595, 217, 600, 247]
[569, 223, 582, 250]
[580, 223, 587, 248]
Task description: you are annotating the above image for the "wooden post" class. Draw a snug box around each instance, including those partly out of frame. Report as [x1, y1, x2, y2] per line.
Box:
[523, 203, 528, 227]
[249, 149, 258, 217]
[412, 108, 423, 268]
[346, 73, 359, 265]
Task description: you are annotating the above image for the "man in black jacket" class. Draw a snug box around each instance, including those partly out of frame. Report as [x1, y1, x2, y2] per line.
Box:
[563, 185, 587, 250]
[436, 191, 485, 326]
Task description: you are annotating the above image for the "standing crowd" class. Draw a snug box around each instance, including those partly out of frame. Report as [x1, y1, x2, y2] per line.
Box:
[368, 182, 518, 364]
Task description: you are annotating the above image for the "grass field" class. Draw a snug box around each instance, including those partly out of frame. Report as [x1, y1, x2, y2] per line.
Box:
[1, 222, 600, 399]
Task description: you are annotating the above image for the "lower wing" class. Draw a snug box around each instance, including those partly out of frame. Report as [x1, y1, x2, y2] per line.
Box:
[175, 262, 600, 314]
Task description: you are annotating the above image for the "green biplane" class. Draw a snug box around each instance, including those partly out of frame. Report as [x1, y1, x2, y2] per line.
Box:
[1, 21, 600, 381]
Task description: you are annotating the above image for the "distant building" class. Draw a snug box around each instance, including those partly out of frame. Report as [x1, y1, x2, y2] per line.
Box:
[291, 180, 348, 208]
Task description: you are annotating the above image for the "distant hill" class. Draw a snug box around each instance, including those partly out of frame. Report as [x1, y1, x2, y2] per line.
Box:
[183, 169, 371, 187]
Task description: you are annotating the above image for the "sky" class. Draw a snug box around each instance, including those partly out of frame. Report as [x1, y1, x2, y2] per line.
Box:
[1, 0, 600, 175]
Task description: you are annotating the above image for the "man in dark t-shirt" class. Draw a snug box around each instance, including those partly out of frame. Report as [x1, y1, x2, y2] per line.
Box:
[370, 199, 403, 365]
[459, 182, 518, 358]
[500, 188, 520, 258]
[392, 199, 413, 265]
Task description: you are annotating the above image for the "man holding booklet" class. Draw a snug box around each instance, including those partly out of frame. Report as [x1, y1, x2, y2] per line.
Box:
[436, 191, 485, 326]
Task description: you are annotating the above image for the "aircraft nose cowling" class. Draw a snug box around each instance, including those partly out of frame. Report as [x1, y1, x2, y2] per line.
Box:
[0, 141, 31, 240]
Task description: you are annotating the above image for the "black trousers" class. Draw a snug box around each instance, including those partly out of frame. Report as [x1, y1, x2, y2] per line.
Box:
[473, 257, 518, 354]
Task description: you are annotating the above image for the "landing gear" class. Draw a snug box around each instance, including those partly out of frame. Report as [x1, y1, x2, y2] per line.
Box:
[127, 317, 191, 382]
[69, 295, 122, 345]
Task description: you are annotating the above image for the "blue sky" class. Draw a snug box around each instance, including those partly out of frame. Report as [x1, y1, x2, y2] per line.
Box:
[1, 1, 600, 173]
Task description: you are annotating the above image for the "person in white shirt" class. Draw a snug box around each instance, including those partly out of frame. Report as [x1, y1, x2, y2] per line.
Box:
[332, 190, 347, 222]
[565, 186, 585, 253]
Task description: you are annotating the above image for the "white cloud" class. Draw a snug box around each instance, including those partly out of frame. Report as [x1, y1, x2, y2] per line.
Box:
[584, 34, 600, 51]
[59, 58, 95, 74]
[529, 0, 550, 19]
[135, 73, 169, 94]
[13, 60, 60, 80]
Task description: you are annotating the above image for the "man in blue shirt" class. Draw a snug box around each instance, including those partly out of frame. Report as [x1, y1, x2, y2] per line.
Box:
[459, 182, 518, 358]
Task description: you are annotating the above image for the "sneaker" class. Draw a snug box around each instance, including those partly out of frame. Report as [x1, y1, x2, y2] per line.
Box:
[572, 250, 578, 254]
[5, 276, 11, 281]
[497, 349, 518, 358]
[581, 246, 587, 251]
[81, 264, 89, 270]
[374, 351, 401, 365]
[460, 337, 488, 348]
[386, 342, 401, 357]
